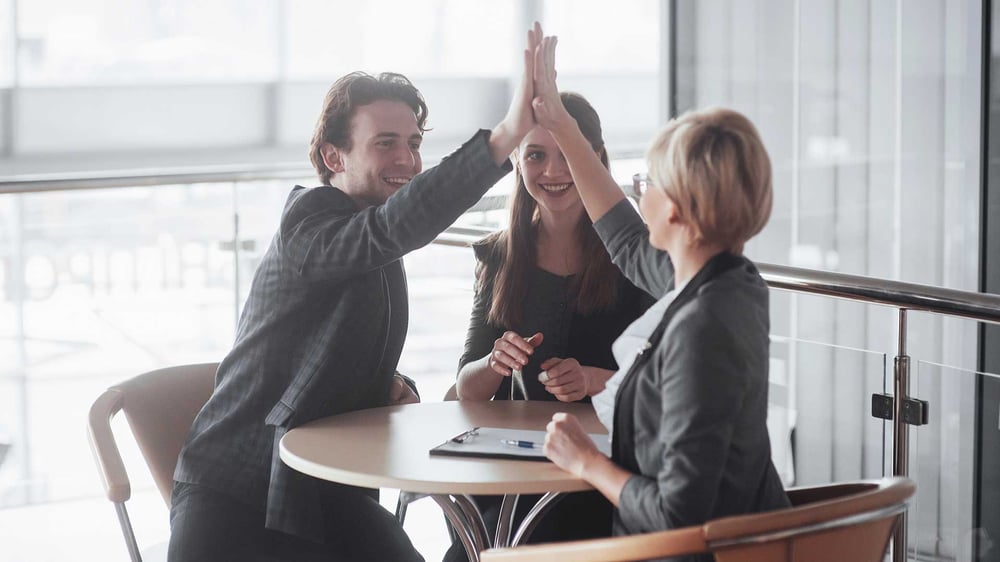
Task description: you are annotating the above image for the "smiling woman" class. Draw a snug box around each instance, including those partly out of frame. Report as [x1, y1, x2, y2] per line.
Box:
[446, 91, 655, 562]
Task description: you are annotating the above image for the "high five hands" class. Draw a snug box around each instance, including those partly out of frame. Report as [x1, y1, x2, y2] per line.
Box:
[531, 25, 574, 134]
[501, 22, 572, 146]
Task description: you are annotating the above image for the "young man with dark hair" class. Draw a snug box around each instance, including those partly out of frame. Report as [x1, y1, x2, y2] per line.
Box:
[168, 26, 547, 562]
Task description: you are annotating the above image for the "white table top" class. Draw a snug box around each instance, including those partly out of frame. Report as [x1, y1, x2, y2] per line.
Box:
[279, 400, 608, 495]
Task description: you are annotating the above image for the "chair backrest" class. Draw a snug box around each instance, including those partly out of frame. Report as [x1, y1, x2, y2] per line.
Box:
[481, 476, 915, 562]
[707, 477, 914, 562]
[88, 363, 218, 507]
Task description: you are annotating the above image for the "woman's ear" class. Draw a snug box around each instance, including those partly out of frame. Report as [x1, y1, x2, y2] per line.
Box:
[320, 143, 344, 174]
[665, 197, 683, 225]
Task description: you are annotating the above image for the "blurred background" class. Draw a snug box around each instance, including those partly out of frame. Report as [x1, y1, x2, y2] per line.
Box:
[0, 1, 998, 560]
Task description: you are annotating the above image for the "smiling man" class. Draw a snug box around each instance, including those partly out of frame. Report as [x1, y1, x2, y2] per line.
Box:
[168, 52, 543, 561]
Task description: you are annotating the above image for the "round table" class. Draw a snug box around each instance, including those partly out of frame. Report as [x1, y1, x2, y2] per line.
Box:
[280, 400, 607, 561]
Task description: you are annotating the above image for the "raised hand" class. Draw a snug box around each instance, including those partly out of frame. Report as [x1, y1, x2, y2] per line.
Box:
[510, 22, 544, 138]
[531, 33, 574, 133]
[488, 23, 545, 164]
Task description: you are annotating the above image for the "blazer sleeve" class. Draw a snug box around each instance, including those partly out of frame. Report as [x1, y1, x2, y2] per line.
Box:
[458, 244, 505, 373]
[279, 130, 511, 284]
[616, 305, 751, 532]
[592, 199, 675, 298]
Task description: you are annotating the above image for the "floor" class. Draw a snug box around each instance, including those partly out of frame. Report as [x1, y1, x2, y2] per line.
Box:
[0, 486, 454, 561]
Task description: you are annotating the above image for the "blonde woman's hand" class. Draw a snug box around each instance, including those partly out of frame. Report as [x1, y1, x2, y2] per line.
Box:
[531, 34, 575, 134]
[488, 332, 543, 376]
[544, 412, 602, 477]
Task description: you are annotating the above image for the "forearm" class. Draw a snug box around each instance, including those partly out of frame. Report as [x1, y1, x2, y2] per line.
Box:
[549, 119, 625, 222]
[488, 121, 523, 167]
[585, 367, 615, 396]
[580, 452, 633, 508]
[456, 356, 505, 401]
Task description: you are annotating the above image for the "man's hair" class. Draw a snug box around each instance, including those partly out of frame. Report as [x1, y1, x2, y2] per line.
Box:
[308, 72, 429, 185]
[647, 107, 773, 254]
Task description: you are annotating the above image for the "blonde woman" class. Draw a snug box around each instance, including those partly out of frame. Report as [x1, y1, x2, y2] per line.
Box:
[532, 35, 790, 562]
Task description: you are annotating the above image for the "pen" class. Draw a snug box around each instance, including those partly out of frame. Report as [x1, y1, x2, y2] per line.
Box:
[500, 439, 542, 449]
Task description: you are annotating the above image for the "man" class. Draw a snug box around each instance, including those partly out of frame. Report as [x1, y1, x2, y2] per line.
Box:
[168, 25, 544, 562]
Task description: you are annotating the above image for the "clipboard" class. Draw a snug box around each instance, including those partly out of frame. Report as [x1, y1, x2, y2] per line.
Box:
[429, 426, 611, 461]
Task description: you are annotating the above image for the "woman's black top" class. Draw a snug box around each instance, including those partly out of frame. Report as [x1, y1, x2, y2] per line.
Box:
[459, 240, 653, 401]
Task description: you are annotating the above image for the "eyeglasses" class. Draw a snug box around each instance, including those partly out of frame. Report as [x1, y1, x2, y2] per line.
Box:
[630, 173, 650, 199]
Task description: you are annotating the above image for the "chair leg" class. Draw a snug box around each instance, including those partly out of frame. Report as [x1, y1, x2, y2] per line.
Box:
[397, 491, 457, 543]
[114, 502, 143, 562]
[395, 494, 408, 524]
[396, 491, 428, 524]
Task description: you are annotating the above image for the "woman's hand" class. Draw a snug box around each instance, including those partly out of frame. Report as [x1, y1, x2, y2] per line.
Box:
[488, 332, 543, 376]
[531, 34, 575, 134]
[538, 357, 585, 402]
[544, 412, 603, 477]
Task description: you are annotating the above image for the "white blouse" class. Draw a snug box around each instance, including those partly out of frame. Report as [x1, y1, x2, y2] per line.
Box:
[592, 282, 686, 437]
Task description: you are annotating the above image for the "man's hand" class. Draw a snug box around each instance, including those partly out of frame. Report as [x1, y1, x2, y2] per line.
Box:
[388, 374, 420, 406]
[488, 22, 547, 165]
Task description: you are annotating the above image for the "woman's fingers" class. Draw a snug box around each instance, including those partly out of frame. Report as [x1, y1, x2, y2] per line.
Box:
[489, 348, 518, 375]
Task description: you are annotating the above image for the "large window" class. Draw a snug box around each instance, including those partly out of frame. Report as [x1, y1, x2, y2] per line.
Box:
[285, 0, 515, 80]
[543, 0, 661, 151]
[0, 1, 12, 87]
[673, 1, 984, 558]
[18, 0, 278, 85]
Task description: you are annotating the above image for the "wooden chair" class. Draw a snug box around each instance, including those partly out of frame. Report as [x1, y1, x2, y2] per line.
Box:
[87, 363, 218, 562]
[481, 476, 914, 562]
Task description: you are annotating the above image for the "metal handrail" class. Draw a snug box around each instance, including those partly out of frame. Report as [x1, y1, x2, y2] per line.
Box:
[0, 163, 310, 194]
[439, 227, 1000, 325]
[760, 263, 1000, 325]
[437, 225, 1000, 562]
[7, 171, 998, 562]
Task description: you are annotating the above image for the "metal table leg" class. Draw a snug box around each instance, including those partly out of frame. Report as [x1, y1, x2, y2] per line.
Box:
[511, 492, 565, 546]
[431, 494, 485, 562]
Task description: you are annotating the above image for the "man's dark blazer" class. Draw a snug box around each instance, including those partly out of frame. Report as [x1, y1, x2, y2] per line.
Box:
[174, 131, 511, 542]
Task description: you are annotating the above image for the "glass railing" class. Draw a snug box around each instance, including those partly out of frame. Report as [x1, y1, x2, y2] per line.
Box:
[769, 334, 889, 487]
[3, 168, 999, 562]
[908, 361, 999, 561]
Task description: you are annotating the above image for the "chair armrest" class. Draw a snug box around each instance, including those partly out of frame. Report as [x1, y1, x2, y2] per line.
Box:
[87, 389, 132, 503]
[481, 525, 706, 562]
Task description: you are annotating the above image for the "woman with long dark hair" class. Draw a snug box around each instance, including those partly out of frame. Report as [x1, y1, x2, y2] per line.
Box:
[444, 92, 652, 561]
[456, 92, 651, 405]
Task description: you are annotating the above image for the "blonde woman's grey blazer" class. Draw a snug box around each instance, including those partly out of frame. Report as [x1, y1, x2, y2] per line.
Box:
[593, 200, 790, 562]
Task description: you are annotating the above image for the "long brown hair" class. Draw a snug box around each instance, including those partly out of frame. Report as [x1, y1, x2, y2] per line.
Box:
[478, 92, 621, 327]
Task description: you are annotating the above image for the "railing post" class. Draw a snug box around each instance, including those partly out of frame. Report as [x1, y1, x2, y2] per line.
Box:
[892, 308, 909, 562]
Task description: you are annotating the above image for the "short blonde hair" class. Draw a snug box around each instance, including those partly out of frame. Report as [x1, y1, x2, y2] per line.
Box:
[647, 107, 773, 254]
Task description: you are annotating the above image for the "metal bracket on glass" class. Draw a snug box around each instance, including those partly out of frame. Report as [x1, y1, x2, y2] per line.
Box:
[870, 393, 929, 426]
